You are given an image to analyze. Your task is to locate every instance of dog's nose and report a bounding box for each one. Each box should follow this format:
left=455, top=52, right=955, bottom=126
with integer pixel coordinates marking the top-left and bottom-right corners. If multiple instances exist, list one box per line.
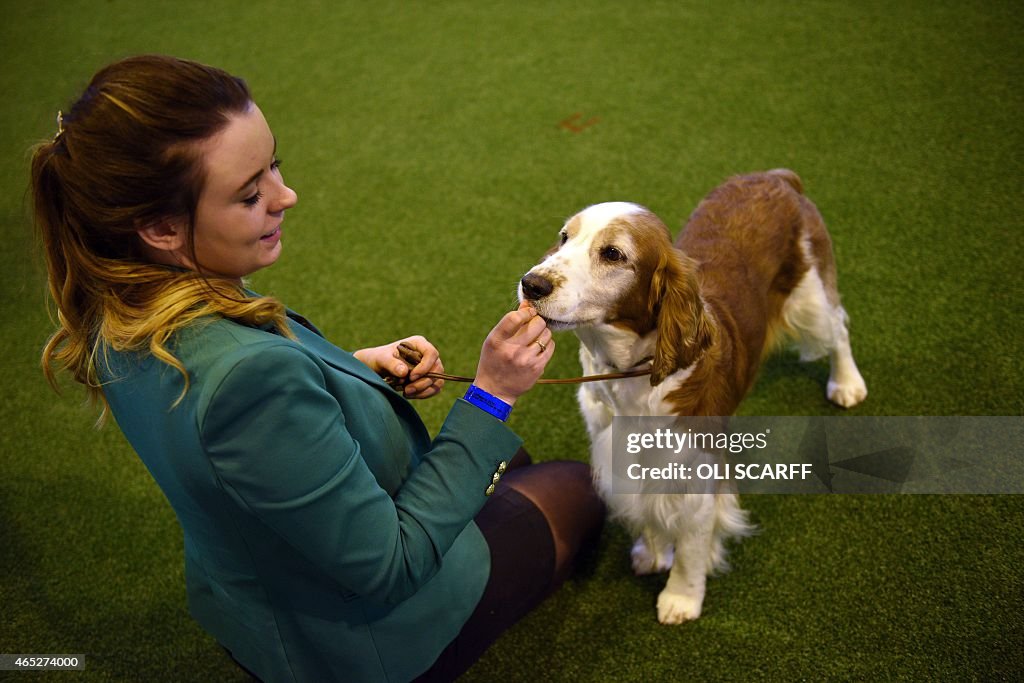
left=520, top=272, right=554, bottom=300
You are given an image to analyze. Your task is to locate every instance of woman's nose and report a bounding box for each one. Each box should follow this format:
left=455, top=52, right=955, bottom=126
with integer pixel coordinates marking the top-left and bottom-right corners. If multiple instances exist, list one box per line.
left=274, top=180, right=298, bottom=212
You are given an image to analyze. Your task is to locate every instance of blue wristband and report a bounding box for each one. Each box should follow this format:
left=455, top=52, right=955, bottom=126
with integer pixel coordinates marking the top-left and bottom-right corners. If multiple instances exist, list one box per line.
left=463, top=385, right=513, bottom=422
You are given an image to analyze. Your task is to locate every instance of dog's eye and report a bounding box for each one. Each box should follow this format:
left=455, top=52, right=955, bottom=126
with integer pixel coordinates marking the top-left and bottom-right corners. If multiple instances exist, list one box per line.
left=559, top=230, right=568, bottom=245
left=600, top=246, right=626, bottom=263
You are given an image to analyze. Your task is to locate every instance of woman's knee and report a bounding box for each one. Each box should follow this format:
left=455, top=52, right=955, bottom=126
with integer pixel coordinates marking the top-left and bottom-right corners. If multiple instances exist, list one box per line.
left=503, top=460, right=596, bottom=505
left=502, top=461, right=604, bottom=553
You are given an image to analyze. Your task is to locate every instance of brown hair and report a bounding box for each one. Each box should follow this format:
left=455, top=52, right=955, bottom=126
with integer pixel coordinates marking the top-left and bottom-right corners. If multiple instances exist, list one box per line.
left=31, top=54, right=292, bottom=412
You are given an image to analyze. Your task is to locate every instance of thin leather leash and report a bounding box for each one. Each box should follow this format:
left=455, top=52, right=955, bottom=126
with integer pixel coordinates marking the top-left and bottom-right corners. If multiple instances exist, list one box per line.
left=385, top=342, right=653, bottom=390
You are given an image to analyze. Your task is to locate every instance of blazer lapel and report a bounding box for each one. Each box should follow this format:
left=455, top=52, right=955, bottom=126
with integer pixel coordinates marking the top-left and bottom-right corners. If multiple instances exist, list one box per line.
left=286, top=316, right=392, bottom=390
left=283, top=312, right=429, bottom=429
left=245, top=293, right=422, bottom=421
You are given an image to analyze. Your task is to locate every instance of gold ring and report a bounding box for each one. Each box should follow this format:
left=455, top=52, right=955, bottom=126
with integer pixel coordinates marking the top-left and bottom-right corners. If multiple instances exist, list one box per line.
left=534, top=339, right=547, bottom=352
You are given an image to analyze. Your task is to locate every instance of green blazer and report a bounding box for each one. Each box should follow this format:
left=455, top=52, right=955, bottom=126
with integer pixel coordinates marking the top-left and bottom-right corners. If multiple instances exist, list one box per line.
left=101, top=307, right=522, bottom=682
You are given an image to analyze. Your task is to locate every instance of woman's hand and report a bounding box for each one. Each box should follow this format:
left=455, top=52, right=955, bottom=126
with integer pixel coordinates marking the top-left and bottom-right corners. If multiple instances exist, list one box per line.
left=473, top=302, right=555, bottom=406
left=354, top=336, right=445, bottom=399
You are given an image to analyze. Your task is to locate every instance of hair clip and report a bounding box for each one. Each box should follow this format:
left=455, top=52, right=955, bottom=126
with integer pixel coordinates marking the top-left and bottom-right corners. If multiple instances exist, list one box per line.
left=54, top=110, right=65, bottom=142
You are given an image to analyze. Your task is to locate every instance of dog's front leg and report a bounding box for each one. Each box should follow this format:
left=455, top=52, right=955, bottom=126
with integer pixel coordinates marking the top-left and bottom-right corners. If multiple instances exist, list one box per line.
left=578, top=384, right=613, bottom=442
left=656, top=524, right=712, bottom=624
left=631, top=528, right=673, bottom=575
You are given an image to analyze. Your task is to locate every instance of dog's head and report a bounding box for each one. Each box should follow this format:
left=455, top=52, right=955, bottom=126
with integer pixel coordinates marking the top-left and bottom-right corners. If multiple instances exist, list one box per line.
left=519, top=202, right=713, bottom=384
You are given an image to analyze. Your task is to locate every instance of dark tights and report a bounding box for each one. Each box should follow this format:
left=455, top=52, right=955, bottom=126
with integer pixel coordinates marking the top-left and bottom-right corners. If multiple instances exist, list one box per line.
left=415, top=449, right=605, bottom=682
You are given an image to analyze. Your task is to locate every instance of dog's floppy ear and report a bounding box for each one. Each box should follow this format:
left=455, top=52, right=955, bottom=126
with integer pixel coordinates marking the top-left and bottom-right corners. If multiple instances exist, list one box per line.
left=649, top=248, right=713, bottom=385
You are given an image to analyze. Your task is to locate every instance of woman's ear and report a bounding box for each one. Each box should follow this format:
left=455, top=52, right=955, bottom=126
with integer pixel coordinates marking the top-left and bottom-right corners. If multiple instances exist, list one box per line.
left=649, top=248, right=714, bottom=385
left=135, top=217, right=191, bottom=267
left=136, top=217, right=187, bottom=253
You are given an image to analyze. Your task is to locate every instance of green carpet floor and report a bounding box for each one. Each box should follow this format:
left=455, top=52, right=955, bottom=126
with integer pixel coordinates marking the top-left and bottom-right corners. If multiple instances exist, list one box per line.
left=2, top=1, right=1021, bottom=680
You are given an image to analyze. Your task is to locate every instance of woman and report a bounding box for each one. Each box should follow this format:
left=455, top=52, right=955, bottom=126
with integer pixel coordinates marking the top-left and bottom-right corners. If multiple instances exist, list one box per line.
left=32, top=55, right=603, bottom=682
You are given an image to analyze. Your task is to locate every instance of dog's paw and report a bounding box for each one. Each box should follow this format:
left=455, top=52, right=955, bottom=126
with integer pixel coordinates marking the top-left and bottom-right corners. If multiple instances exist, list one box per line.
left=656, top=589, right=703, bottom=624
left=827, top=375, right=867, bottom=408
left=631, top=538, right=673, bottom=575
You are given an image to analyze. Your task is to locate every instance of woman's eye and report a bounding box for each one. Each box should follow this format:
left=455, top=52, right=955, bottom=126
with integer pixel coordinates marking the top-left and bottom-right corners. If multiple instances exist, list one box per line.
left=600, top=246, right=625, bottom=262
left=242, top=159, right=282, bottom=206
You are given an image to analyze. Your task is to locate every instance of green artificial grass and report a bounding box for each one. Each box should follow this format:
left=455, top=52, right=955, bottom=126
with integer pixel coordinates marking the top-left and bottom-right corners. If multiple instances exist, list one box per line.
left=2, top=1, right=1022, bottom=681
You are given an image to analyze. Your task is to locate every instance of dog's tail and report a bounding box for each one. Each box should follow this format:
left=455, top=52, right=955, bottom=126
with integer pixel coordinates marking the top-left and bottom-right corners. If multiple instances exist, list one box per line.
left=767, top=168, right=804, bottom=194
left=709, top=493, right=756, bottom=573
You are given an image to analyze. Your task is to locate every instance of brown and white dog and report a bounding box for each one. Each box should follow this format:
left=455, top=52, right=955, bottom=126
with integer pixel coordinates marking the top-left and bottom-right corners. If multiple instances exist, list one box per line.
left=518, top=169, right=867, bottom=624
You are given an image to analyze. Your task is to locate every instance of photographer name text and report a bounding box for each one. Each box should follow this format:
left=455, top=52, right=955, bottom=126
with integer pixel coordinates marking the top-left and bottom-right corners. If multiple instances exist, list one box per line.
left=627, top=462, right=813, bottom=481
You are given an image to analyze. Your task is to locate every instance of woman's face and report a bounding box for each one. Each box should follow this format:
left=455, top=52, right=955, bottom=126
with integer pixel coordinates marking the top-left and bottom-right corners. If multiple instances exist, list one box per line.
left=189, top=103, right=298, bottom=280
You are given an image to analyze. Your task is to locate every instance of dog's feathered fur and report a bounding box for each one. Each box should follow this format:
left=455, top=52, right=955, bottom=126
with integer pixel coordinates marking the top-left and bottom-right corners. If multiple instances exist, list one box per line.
left=519, top=170, right=867, bottom=623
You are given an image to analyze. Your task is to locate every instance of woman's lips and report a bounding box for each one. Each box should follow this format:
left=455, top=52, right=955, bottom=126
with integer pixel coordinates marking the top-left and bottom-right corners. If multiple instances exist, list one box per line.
left=261, top=225, right=282, bottom=243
